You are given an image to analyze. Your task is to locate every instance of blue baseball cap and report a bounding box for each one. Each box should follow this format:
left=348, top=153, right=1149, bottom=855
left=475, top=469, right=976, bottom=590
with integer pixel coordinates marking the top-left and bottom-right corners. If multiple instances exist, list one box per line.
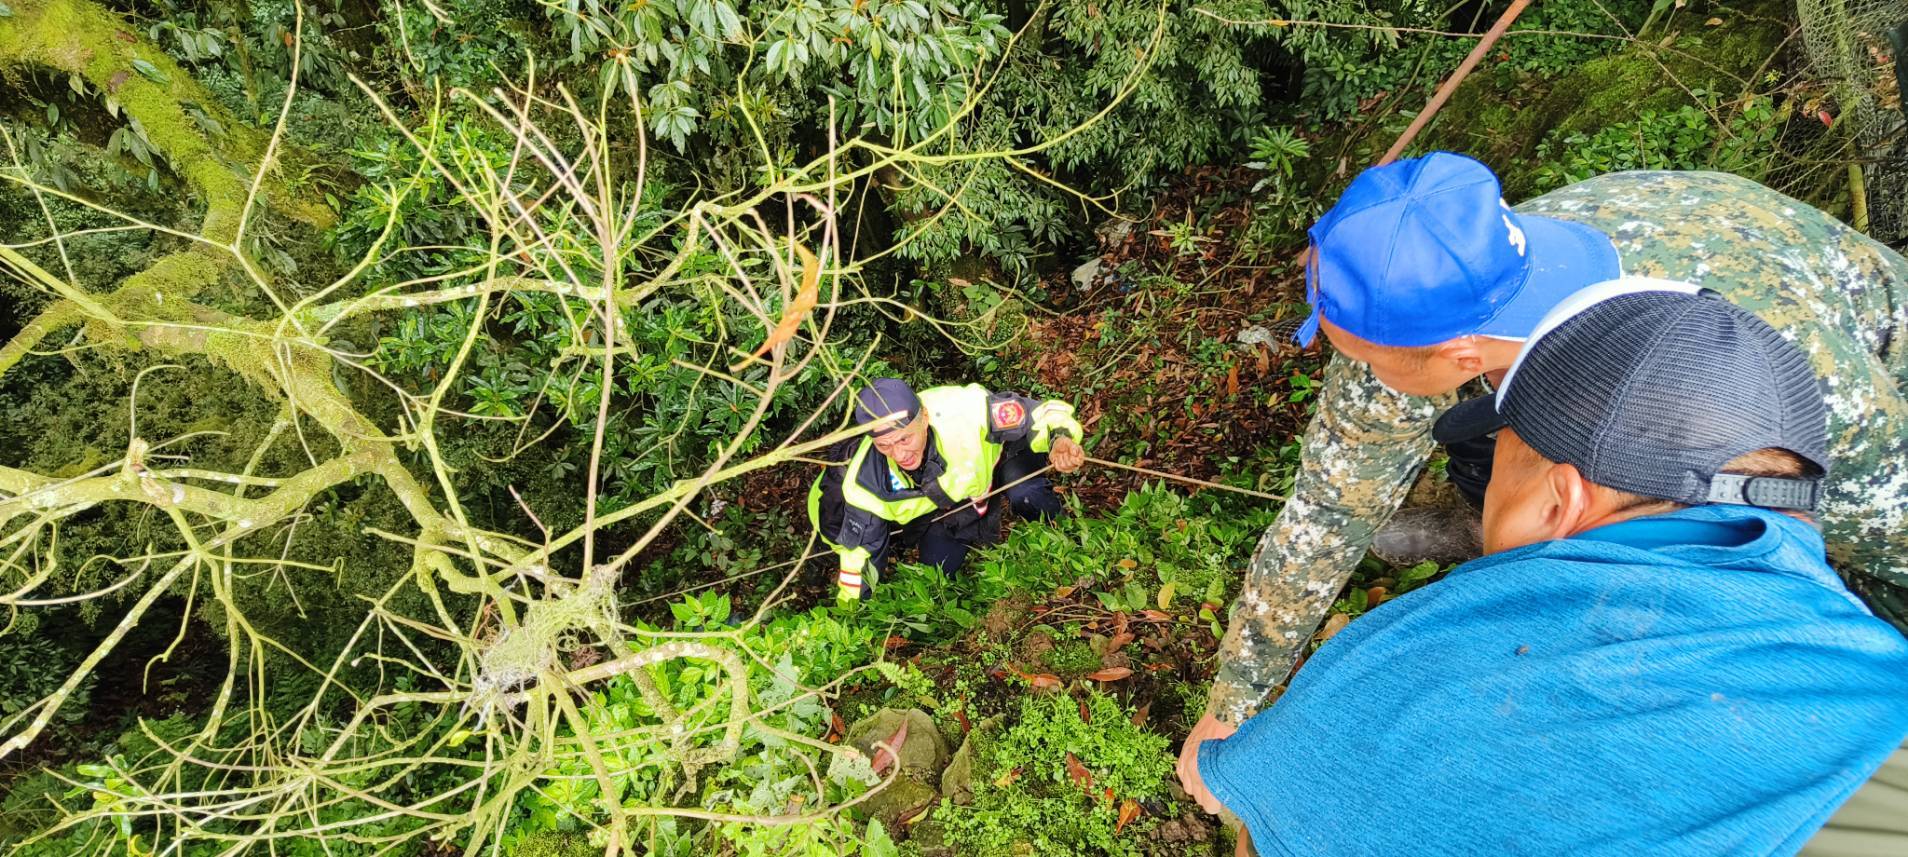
left=1294, top=152, right=1622, bottom=348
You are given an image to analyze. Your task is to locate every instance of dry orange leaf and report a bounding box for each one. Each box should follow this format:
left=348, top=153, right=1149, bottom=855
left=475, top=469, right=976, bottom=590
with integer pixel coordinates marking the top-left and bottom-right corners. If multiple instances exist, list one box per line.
left=1078, top=698, right=1093, bottom=723
left=1130, top=702, right=1151, bottom=728
left=1027, top=672, right=1063, bottom=690
left=1317, top=612, right=1352, bottom=642
left=1106, top=631, right=1136, bottom=652
left=734, top=242, right=820, bottom=369
left=1226, top=362, right=1240, bottom=396
left=1116, top=799, right=1142, bottom=833
left=1085, top=666, right=1134, bottom=682
left=995, top=766, right=1022, bottom=787
left=1066, top=753, right=1094, bottom=791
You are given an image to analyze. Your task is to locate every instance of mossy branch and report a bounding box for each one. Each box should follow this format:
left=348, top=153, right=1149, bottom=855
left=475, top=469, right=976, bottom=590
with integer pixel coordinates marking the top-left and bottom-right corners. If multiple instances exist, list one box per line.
left=0, top=0, right=332, bottom=241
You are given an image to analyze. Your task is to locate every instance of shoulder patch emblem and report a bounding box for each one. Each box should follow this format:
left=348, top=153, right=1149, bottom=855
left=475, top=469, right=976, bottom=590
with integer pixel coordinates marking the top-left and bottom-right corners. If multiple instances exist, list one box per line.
left=992, top=400, right=1026, bottom=430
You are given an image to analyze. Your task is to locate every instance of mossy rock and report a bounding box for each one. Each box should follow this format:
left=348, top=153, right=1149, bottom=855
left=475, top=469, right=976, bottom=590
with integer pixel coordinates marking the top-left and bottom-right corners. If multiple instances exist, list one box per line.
left=861, top=777, right=943, bottom=835
left=846, top=708, right=949, bottom=831
left=940, top=715, right=1005, bottom=806
left=1421, top=0, right=1793, bottom=196
left=846, top=707, right=948, bottom=778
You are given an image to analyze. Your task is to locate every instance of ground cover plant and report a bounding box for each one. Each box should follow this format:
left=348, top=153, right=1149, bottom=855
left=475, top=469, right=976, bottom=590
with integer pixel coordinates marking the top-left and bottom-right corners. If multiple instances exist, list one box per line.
left=0, top=0, right=1876, bottom=852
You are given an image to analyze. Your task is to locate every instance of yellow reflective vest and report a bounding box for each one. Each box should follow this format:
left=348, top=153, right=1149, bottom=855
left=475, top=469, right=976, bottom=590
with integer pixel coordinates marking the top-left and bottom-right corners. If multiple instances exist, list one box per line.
left=808, top=384, right=1082, bottom=581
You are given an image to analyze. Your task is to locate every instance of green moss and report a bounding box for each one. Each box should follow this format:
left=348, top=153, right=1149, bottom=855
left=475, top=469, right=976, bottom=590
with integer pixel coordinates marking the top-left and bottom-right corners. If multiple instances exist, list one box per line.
left=1420, top=0, right=1792, bottom=197
left=508, top=832, right=599, bottom=857
left=0, top=0, right=333, bottom=239
left=1040, top=640, right=1102, bottom=678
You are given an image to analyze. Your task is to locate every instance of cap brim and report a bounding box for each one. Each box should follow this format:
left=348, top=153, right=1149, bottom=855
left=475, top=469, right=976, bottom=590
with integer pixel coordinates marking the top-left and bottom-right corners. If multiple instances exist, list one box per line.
left=1472, top=215, right=1622, bottom=339
left=1432, top=394, right=1509, bottom=446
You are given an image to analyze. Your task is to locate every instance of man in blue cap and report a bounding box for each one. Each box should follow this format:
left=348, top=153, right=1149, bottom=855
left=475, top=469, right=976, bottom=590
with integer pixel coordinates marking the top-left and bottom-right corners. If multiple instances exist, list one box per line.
left=1189, top=153, right=1908, bottom=748
left=808, top=378, right=1085, bottom=602
left=1182, top=287, right=1908, bottom=856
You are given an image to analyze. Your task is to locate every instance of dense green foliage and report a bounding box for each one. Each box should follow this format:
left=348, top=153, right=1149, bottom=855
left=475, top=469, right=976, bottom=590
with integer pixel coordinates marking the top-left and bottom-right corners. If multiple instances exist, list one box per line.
left=938, top=692, right=1173, bottom=857
left=0, top=0, right=1829, bottom=851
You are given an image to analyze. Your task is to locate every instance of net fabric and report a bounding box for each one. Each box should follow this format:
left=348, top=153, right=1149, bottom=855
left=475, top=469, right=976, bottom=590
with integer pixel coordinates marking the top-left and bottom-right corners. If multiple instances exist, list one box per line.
left=1502, top=293, right=1828, bottom=506
left=1799, top=0, right=1908, bottom=243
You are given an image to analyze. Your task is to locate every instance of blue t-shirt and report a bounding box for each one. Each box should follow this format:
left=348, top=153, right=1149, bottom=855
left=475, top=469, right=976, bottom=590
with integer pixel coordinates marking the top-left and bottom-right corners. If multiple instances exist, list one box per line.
left=1200, top=505, right=1908, bottom=857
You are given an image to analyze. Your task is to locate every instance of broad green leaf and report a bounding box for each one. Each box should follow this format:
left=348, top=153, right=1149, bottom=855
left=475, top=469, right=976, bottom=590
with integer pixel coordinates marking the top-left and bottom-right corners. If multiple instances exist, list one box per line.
left=131, top=58, right=170, bottom=84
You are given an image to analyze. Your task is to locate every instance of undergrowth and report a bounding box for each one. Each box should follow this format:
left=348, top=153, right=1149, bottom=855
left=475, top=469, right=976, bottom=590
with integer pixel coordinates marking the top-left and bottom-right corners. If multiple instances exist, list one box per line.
left=934, top=692, right=1174, bottom=857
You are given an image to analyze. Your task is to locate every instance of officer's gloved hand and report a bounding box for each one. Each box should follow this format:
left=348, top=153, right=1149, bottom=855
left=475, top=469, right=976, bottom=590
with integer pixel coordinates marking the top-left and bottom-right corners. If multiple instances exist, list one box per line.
left=1049, top=435, right=1086, bottom=473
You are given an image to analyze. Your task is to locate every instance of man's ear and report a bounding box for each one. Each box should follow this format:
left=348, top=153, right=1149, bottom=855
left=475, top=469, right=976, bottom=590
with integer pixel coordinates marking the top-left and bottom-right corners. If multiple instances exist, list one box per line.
left=1541, top=462, right=1596, bottom=540
left=1432, top=337, right=1489, bottom=374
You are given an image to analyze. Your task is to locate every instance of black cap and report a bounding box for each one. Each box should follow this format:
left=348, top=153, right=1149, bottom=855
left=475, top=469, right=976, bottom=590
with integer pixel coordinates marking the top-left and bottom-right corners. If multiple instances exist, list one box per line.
left=853, top=378, right=921, bottom=436
left=1433, top=285, right=1828, bottom=511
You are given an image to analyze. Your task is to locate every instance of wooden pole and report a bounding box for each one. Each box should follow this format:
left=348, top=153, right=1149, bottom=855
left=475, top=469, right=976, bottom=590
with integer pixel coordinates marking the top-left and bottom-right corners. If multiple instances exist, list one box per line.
left=1379, top=0, right=1535, bottom=165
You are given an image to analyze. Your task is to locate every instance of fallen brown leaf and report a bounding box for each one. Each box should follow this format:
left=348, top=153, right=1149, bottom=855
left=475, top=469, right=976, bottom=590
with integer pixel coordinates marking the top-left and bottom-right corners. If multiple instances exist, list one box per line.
left=871, top=720, right=910, bottom=775
left=1317, top=612, right=1352, bottom=642
left=996, top=766, right=1022, bottom=787
left=1106, top=631, right=1136, bottom=652
left=902, top=799, right=937, bottom=826
left=1130, top=702, right=1151, bottom=728
left=1078, top=698, right=1093, bottom=723
left=1117, top=799, right=1142, bottom=833
left=1027, top=673, right=1063, bottom=691
left=1066, top=753, right=1094, bottom=791
left=1085, top=667, right=1134, bottom=682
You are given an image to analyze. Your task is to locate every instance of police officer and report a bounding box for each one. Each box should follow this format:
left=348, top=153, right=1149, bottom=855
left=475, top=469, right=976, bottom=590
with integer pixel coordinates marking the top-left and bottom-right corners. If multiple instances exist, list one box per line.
left=808, top=378, right=1086, bottom=603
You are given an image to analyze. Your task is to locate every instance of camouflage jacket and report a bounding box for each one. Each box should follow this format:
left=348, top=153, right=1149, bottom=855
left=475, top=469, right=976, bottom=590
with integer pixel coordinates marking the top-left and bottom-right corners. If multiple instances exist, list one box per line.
left=1208, top=170, right=1908, bottom=725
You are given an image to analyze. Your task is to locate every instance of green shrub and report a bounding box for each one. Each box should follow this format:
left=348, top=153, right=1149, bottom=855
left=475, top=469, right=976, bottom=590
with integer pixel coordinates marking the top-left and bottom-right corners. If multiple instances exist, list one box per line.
left=498, top=599, right=888, bottom=853
left=0, top=637, right=94, bottom=743
left=939, top=690, right=1174, bottom=857
left=1530, top=93, right=1784, bottom=193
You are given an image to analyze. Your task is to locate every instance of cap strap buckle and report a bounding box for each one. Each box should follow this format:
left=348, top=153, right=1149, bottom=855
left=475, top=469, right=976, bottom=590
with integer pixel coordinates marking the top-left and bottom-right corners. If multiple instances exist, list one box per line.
left=1705, top=473, right=1820, bottom=511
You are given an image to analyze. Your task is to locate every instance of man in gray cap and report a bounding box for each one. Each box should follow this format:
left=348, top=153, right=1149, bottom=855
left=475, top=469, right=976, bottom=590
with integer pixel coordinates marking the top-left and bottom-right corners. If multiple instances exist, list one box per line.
left=1181, top=286, right=1908, bottom=856
left=808, top=378, right=1086, bottom=602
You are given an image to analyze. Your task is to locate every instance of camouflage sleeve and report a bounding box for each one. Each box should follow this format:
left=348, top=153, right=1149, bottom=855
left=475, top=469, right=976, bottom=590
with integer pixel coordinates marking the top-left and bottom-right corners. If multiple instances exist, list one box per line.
left=1206, top=353, right=1451, bottom=724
